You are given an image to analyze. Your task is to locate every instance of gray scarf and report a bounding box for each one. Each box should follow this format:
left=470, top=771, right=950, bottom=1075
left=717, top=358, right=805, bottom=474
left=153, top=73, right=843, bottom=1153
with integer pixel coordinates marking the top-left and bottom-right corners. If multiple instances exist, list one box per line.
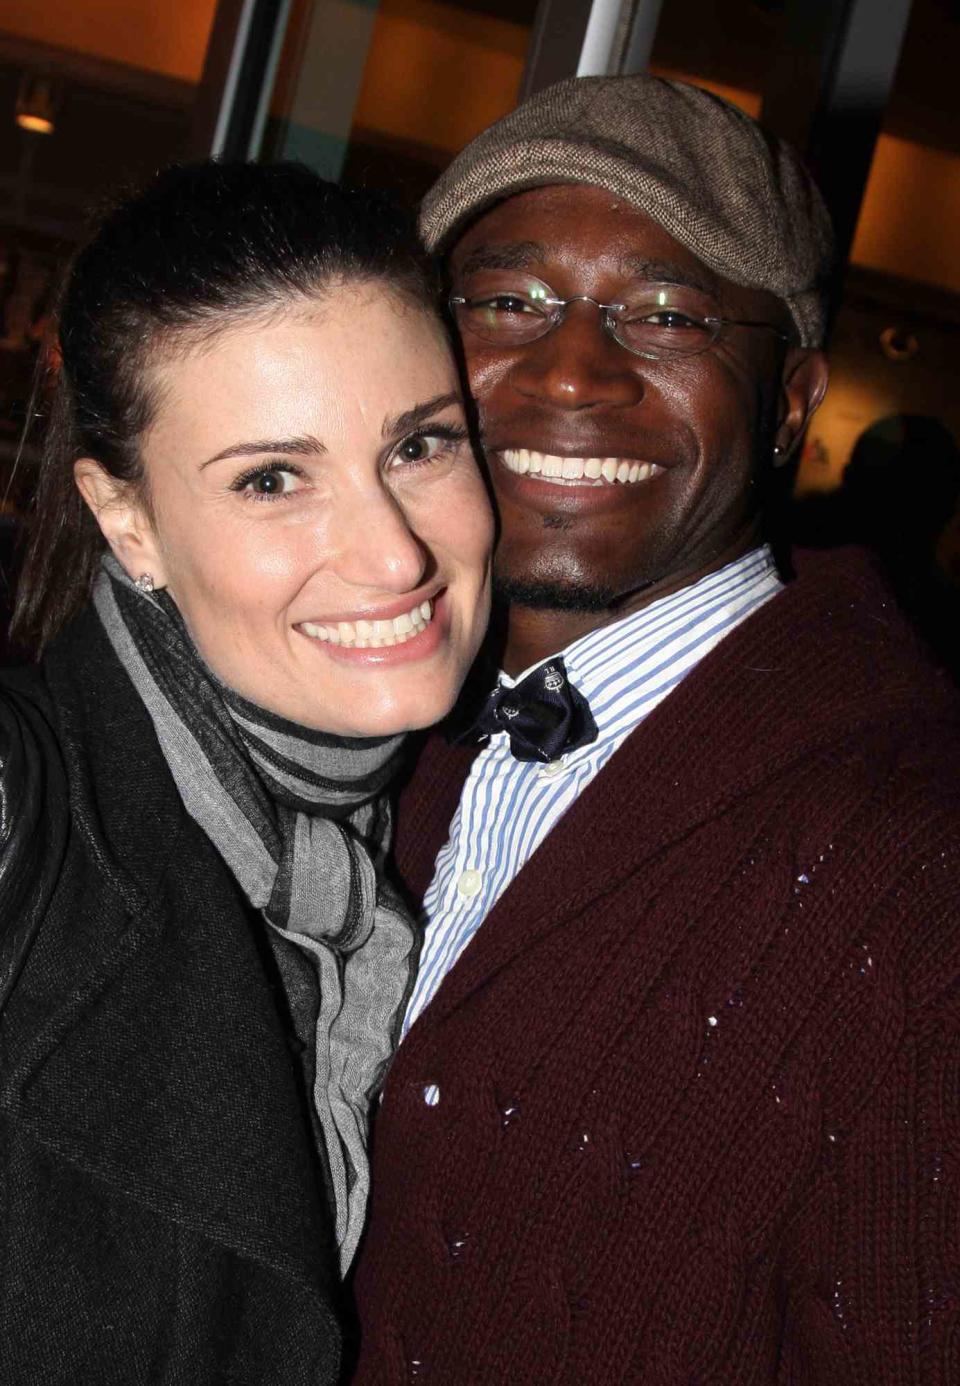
left=93, top=556, right=418, bottom=1271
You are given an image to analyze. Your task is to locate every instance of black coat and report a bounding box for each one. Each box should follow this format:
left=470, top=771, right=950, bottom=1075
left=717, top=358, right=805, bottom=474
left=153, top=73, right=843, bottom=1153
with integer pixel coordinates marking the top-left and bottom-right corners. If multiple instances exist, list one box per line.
left=0, top=610, right=342, bottom=1384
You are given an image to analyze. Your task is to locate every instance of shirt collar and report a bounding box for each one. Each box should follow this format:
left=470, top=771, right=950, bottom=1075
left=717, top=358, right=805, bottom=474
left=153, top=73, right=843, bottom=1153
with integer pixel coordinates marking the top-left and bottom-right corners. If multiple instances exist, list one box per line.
left=500, top=546, right=781, bottom=742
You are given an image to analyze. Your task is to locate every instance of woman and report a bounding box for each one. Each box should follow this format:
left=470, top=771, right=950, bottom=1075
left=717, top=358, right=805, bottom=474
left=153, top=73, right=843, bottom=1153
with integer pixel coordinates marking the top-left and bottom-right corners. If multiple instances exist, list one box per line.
left=0, top=163, right=491, bottom=1383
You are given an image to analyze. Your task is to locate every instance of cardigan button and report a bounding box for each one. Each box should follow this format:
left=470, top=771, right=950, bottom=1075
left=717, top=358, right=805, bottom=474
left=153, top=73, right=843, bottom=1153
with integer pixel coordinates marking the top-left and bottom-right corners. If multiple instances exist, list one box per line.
left=499, top=1099, right=520, bottom=1129
left=422, top=1084, right=440, bottom=1107
left=445, top=1229, right=471, bottom=1262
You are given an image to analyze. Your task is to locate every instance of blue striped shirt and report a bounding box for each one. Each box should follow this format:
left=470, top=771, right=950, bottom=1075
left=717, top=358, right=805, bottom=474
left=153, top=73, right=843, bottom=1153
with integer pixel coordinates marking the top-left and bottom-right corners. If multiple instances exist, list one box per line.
left=402, top=546, right=782, bottom=1039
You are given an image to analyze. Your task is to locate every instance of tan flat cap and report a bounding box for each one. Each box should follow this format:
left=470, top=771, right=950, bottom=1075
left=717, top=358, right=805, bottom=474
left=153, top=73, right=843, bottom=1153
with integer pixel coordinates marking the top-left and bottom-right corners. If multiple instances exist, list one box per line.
left=421, top=74, right=834, bottom=347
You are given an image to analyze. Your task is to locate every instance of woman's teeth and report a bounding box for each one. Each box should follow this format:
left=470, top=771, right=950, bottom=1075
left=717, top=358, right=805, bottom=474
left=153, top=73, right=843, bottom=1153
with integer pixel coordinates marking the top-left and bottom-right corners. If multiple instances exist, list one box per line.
left=301, top=599, right=433, bottom=648
left=500, top=448, right=663, bottom=485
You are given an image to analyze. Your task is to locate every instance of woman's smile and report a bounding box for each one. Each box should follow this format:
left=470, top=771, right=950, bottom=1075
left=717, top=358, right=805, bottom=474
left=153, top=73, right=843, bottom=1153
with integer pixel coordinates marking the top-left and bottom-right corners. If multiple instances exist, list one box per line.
left=296, top=588, right=448, bottom=664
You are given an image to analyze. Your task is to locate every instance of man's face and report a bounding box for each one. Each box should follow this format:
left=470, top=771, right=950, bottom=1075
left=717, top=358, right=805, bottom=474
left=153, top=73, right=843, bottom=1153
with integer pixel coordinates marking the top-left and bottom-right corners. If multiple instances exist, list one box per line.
left=449, top=184, right=801, bottom=615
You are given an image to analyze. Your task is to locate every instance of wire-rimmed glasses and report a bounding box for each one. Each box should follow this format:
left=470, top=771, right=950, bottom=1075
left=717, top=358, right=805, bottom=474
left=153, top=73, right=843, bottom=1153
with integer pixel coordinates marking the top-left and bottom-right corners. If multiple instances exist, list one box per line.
left=450, top=272, right=791, bottom=360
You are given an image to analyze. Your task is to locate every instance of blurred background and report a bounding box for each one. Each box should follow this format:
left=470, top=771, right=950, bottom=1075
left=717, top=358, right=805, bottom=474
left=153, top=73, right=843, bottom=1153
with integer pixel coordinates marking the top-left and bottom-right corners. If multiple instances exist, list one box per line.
left=2, top=0, right=959, bottom=663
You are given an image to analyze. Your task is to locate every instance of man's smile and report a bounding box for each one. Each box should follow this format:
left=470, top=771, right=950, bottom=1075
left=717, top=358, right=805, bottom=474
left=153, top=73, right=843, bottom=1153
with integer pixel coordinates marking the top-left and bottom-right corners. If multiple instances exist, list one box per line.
left=498, top=447, right=667, bottom=487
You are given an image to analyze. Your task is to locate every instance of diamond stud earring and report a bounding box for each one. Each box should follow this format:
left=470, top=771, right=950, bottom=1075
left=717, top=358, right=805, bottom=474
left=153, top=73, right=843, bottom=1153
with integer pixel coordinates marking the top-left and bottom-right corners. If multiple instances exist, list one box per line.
left=135, top=573, right=155, bottom=594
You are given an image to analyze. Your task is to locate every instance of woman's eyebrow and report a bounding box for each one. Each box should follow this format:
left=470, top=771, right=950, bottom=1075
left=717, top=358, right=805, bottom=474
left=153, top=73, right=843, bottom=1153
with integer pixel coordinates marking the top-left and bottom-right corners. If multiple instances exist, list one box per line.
left=199, top=435, right=327, bottom=469
left=383, top=392, right=463, bottom=441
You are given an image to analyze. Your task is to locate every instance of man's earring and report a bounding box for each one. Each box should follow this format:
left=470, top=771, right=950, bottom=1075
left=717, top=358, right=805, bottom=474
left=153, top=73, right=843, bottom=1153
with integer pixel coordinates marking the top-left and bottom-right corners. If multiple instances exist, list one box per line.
left=135, top=573, right=155, bottom=594
left=772, top=443, right=790, bottom=468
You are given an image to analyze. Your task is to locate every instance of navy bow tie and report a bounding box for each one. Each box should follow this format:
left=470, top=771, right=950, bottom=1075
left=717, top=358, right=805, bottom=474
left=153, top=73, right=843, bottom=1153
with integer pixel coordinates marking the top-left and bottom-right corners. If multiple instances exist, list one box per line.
left=457, top=656, right=598, bottom=763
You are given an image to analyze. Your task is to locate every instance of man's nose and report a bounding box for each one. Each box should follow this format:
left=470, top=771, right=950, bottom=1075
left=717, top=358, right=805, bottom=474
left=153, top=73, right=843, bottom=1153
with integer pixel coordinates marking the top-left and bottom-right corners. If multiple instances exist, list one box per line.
left=330, top=486, right=429, bottom=594
left=509, top=300, right=645, bottom=409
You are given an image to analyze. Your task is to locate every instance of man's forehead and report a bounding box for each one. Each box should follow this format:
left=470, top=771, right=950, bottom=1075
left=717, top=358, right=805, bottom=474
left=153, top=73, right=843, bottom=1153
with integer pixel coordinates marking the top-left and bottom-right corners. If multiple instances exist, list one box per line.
left=455, top=237, right=721, bottom=298
left=450, top=189, right=729, bottom=299
left=451, top=187, right=793, bottom=331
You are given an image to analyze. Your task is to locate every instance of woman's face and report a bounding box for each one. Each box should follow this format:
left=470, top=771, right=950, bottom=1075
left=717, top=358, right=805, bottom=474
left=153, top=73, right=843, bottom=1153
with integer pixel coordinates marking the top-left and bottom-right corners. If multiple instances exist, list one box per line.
left=96, top=285, right=493, bottom=736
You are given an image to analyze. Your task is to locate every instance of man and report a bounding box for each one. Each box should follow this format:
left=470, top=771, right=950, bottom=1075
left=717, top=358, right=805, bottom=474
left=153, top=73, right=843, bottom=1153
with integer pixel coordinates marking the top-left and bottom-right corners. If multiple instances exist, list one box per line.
left=354, top=75, right=960, bottom=1382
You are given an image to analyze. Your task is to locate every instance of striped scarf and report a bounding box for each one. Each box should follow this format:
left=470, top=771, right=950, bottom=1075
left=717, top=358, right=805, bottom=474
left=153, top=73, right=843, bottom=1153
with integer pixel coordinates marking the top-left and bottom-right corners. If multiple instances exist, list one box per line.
left=93, top=556, right=418, bottom=1271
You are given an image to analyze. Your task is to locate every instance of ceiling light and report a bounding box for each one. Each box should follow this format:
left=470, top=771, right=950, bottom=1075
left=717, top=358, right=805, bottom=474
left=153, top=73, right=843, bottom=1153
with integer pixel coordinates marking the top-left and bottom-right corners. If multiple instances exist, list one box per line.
left=16, top=75, right=56, bottom=136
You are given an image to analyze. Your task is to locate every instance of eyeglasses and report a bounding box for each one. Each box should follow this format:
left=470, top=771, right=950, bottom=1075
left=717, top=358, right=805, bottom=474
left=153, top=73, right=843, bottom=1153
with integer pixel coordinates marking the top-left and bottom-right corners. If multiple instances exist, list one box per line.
left=449, top=272, right=791, bottom=361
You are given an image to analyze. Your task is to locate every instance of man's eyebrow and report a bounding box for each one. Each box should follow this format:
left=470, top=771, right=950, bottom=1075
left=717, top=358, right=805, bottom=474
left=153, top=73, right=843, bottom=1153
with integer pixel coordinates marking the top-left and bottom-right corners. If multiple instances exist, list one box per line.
left=458, top=246, right=718, bottom=297
left=200, top=435, right=327, bottom=469
left=456, top=242, right=543, bottom=275
left=619, top=256, right=719, bottom=296
left=383, top=392, right=463, bottom=441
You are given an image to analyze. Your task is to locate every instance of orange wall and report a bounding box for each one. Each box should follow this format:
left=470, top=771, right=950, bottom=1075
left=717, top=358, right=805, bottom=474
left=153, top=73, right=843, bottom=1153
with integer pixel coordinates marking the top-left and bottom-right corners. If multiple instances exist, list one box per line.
left=352, top=0, right=526, bottom=154
left=1, top=0, right=217, bottom=83
left=851, top=136, right=960, bottom=295
left=653, top=70, right=960, bottom=295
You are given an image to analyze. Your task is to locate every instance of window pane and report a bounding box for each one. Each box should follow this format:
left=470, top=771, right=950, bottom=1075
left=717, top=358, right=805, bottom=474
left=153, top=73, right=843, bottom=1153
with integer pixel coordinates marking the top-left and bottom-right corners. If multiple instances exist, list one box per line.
left=262, top=0, right=538, bottom=203
left=648, top=0, right=786, bottom=118
left=796, top=0, right=960, bottom=498
left=0, top=1, right=218, bottom=475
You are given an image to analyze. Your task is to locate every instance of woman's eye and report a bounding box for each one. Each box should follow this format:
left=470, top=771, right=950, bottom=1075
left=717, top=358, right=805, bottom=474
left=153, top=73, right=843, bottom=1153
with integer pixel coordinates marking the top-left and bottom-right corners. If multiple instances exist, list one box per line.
left=236, top=466, right=302, bottom=499
left=396, top=434, right=442, bottom=465
left=391, top=427, right=466, bottom=470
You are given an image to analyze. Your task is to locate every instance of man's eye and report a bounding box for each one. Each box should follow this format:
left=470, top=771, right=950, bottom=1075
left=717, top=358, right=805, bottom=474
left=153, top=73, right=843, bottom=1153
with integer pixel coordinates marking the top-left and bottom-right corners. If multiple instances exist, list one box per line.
left=636, top=309, right=704, bottom=330
left=480, top=294, right=538, bottom=315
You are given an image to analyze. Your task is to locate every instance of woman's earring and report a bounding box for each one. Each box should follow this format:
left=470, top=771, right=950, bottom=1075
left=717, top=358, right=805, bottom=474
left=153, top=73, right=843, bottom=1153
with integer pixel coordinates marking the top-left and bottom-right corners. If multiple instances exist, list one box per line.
left=135, top=573, right=155, bottom=594
left=772, top=443, right=790, bottom=468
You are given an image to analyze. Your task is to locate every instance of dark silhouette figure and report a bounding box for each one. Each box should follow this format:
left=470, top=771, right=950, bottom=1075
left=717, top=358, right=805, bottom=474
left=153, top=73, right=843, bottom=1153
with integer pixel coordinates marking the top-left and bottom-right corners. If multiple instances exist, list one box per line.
left=793, top=415, right=960, bottom=678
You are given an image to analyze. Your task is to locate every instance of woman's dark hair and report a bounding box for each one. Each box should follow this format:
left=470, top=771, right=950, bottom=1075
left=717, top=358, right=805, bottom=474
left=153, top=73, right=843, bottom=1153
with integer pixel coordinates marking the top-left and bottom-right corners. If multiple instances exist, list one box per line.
left=12, top=161, right=439, bottom=654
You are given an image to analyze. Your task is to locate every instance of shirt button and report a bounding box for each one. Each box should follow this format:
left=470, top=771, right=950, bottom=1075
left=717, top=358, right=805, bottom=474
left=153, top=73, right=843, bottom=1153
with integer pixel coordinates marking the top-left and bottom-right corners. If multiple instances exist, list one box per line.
left=457, top=868, right=483, bottom=898
left=540, top=759, right=565, bottom=778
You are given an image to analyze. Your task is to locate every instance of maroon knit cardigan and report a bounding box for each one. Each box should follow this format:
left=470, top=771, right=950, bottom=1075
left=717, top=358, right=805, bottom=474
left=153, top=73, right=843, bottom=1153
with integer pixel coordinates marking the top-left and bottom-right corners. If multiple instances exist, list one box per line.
left=354, top=550, right=960, bottom=1384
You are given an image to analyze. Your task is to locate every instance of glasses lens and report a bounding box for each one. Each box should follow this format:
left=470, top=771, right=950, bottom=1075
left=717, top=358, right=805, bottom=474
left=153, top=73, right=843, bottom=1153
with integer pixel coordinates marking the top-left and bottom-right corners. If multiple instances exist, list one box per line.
left=451, top=273, right=555, bottom=343
left=613, top=285, right=719, bottom=358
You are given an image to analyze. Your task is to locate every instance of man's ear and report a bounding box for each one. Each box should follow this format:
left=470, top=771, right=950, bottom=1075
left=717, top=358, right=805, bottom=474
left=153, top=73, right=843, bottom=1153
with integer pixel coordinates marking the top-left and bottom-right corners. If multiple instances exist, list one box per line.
left=74, top=458, right=168, bottom=588
left=773, top=348, right=829, bottom=462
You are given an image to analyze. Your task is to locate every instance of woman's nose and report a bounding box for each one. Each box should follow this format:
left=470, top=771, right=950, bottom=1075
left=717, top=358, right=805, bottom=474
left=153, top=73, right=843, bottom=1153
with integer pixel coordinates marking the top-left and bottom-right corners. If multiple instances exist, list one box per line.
left=510, top=302, right=645, bottom=410
left=331, top=486, right=429, bottom=594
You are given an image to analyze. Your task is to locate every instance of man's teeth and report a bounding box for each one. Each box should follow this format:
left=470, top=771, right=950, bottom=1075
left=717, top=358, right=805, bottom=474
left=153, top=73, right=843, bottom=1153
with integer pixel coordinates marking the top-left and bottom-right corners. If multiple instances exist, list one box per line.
left=301, top=599, right=433, bottom=648
left=500, top=448, right=663, bottom=485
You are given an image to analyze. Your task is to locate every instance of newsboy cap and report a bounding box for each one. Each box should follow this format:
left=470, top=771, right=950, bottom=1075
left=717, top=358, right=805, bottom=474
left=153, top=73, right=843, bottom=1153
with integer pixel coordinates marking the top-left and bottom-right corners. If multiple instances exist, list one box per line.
left=421, top=74, right=834, bottom=347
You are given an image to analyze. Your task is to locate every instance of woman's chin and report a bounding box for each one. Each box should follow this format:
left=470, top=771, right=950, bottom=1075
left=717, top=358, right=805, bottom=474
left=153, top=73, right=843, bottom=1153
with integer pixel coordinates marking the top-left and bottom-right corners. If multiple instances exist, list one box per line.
left=257, top=678, right=460, bottom=740
left=333, top=692, right=458, bottom=739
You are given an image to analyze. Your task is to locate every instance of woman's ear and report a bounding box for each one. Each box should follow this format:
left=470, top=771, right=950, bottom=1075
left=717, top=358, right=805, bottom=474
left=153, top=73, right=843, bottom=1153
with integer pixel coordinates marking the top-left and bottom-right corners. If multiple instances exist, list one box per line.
left=74, top=459, right=168, bottom=589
